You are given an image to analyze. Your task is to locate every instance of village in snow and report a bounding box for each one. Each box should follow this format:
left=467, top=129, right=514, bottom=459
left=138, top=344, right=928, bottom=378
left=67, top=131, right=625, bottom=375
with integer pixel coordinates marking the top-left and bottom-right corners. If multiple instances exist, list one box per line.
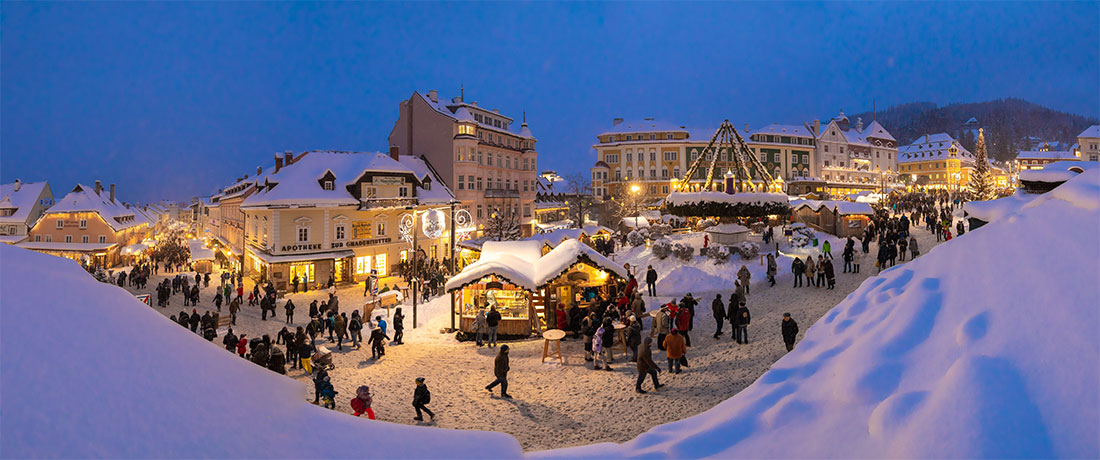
left=1, top=2, right=1098, bottom=459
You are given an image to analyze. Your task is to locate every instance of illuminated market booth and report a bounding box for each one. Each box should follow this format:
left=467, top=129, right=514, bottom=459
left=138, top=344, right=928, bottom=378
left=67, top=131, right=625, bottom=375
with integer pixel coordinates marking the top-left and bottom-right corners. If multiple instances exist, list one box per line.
left=188, top=239, right=215, bottom=274
left=445, top=239, right=628, bottom=337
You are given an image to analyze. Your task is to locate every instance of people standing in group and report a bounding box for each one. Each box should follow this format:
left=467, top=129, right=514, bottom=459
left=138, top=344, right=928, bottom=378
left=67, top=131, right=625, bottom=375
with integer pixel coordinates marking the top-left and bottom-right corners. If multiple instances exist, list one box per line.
left=711, top=294, right=725, bottom=339
left=737, top=265, right=751, bottom=295
left=815, top=256, right=827, bottom=288
left=635, top=337, right=663, bottom=394
left=663, top=330, right=686, bottom=374
left=654, top=304, right=671, bottom=351
left=485, top=345, right=512, bottom=398
left=645, top=265, right=658, bottom=296
left=626, top=315, right=642, bottom=362
left=804, top=256, right=816, bottom=287
left=674, top=297, right=692, bottom=347
left=782, top=313, right=799, bottom=352
left=486, top=306, right=501, bottom=348
left=593, top=318, right=615, bottom=371
left=473, top=308, right=488, bottom=347
left=792, top=257, right=805, bottom=287
left=898, top=235, right=909, bottom=261
left=412, top=377, right=434, bottom=422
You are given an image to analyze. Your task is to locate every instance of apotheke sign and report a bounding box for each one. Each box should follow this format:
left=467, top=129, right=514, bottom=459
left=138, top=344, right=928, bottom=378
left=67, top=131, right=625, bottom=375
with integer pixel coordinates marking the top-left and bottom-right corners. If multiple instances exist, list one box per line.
left=281, top=243, right=322, bottom=252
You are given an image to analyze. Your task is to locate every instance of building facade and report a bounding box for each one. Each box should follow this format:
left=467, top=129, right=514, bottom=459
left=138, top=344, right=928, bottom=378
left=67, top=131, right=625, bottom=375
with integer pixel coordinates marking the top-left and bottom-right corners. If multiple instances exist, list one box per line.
left=1076, top=125, right=1100, bottom=162
left=809, top=112, right=899, bottom=196
left=0, top=180, right=54, bottom=245
left=241, top=151, right=456, bottom=291
left=898, top=133, right=976, bottom=190
left=20, top=181, right=149, bottom=268
left=388, top=90, right=537, bottom=236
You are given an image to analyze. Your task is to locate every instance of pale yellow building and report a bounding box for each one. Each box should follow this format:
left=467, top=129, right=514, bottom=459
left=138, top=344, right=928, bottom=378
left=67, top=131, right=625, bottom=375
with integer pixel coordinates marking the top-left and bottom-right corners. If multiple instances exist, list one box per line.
left=898, top=133, right=975, bottom=190
left=1076, top=125, right=1099, bottom=162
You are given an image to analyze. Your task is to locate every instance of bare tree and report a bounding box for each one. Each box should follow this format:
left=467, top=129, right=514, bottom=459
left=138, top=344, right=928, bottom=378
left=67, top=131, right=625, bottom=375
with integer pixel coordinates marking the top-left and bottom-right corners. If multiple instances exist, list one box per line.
left=562, top=173, right=598, bottom=229
left=484, top=206, right=521, bottom=241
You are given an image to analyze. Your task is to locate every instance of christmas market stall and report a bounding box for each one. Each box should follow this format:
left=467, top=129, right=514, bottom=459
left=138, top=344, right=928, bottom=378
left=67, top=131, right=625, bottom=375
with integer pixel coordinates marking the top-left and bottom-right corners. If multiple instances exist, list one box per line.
left=789, top=200, right=873, bottom=238
left=188, top=239, right=215, bottom=274
left=445, top=238, right=629, bottom=338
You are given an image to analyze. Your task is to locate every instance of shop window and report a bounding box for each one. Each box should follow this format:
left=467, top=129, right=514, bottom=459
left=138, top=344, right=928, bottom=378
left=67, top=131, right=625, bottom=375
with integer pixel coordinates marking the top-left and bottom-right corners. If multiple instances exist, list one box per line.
left=289, top=262, right=315, bottom=283
left=355, top=255, right=371, bottom=275
left=430, top=245, right=437, bottom=259
left=374, top=253, right=387, bottom=276
left=400, top=249, right=408, bottom=262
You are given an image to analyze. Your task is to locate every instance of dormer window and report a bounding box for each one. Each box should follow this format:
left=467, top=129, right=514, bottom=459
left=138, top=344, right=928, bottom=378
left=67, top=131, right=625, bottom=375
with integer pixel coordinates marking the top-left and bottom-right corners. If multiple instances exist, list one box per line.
left=323, top=180, right=334, bottom=191
left=457, top=124, right=476, bottom=136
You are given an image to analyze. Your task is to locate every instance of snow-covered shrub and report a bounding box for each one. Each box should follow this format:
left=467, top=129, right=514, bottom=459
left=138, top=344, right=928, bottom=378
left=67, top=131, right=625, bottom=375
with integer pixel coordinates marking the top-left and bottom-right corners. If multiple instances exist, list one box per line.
left=672, top=243, right=694, bottom=261
left=651, top=238, right=673, bottom=259
left=695, top=218, right=717, bottom=231
left=749, top=221, right=767, bottom=234
left=648, top=223, right=672, bottom=238
left=627, top=230, right=646, bottom=247
left=790, top=234, right=810, bottom=248
left=703, top=245, right=731, bottom=264
left=733, top=241, right=760, bottom=260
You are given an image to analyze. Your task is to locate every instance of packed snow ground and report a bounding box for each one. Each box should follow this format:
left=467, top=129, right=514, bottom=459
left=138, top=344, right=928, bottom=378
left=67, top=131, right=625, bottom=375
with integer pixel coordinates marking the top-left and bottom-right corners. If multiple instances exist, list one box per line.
left=99, top=219, right=940, bottom=451
left=538, top=170, right=1100, bottom=458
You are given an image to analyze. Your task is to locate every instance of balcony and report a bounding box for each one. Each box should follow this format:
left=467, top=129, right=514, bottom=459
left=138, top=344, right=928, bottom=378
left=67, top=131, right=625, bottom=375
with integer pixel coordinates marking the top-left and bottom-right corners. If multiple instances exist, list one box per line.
left=358, top=197, right=418, bottom=210
left=484, top=188, right=520, bottom=198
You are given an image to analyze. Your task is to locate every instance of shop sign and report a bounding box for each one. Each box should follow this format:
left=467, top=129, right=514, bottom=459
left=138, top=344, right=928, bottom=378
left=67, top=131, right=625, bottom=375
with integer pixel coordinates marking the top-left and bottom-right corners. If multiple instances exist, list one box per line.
left=372, top=176, right=404, bottom=186
left=352, top=220, right=372, bottom=239
left=281, top=243, right=322, bottom=252
left=334, top=237, right=391, bottom=249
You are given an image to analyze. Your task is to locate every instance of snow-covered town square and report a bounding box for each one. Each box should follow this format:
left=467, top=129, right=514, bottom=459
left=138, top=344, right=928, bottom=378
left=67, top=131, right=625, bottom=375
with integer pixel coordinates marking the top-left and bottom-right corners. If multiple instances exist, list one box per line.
left=2, top=2, right=1098, bottom=459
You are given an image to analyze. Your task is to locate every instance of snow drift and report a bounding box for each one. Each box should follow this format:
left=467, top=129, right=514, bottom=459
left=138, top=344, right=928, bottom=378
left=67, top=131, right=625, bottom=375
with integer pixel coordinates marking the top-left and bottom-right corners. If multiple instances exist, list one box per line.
left=537, top=170, right=1100, bottom=459
left=0, top=246, right=521, bottom=458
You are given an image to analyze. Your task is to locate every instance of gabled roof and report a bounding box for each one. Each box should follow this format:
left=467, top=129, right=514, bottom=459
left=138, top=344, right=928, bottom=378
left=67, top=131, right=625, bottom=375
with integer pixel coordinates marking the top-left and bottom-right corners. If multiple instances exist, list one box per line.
left=445, top=238, right=628, bottom=292
left=1078, top=125, right=1100, bottom=139
left=46, top=184, right=146, bottom=231
left=598, top=119, right=689, bottom=136
left=750, top=124, right=815, bottom=138
left=862, top=120, right=896, bottom=142
left=0, top=181, right=50, bottom=225
left=1015, top=150, right=1079, bottom=161
left=414, top=92, right=534, bottom=140
left=242, top=151, right=454, bottom=208
left=898, top=133, right=974, bottom=164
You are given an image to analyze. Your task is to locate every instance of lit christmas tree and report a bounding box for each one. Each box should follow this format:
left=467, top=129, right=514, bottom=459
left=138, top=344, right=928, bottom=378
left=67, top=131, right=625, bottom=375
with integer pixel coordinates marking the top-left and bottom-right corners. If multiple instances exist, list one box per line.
left=968, top=128, right=996, bottom=201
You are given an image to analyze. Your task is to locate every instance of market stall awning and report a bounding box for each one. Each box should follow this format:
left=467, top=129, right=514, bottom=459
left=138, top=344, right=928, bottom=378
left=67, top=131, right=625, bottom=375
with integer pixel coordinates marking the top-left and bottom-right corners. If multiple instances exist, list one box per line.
left=188, top=240, right=215, bottom=262
left=121, top=243, right=149, bottom=255
left=16, top=241, right=117, bottom=252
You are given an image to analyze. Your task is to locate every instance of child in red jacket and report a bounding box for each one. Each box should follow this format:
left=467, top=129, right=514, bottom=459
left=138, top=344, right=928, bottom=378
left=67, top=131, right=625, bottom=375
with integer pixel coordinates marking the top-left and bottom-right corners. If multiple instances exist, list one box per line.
left=236, top=335, right=248, bottom=357
left=351, top=385, right=375, bottom=419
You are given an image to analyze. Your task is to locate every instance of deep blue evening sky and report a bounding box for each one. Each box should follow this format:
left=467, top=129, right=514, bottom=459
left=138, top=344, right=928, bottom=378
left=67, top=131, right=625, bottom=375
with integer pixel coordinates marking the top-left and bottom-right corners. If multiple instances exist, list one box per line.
left=3, top=2, right=1097, bottom=201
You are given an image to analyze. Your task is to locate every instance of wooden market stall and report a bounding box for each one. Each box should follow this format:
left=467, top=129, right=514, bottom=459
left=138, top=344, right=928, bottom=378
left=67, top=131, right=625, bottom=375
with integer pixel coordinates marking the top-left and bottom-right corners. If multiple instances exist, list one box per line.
left=445, top=239, right=628, bottom=337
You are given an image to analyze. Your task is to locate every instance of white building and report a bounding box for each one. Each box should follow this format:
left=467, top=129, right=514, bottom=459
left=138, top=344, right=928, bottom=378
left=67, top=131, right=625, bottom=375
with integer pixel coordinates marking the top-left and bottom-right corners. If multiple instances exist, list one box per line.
left=0, top=180, right=54, bottom=244
left=1077, top=125, right=1100, bottom=162
left=812, top=111, right=899, bottom=191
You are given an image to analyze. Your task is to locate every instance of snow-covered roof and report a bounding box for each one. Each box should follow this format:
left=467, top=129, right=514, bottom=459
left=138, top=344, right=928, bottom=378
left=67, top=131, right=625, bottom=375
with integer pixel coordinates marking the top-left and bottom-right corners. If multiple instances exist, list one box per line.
left=242, top=151, right=454, bottom=208
left=188, top=239, right=214, bottom=261
left=704, top=223, right=750, bottom=234
left=1077, top=125, right=1100, bottom=139
left=16, top=241, right=118, bottom=252
left=1015, top=150, right=1079, bottom=161
left=46, top=184, right=147, bottom=232
left=540, top=169, right=1100, bottom=459
left=958, top=191, right=1038, bottom=222
left=666, top=191, right=790, bottom=207
left=0, top=245, right=521, bottom=458
left=582, top=224, right=613, bottom=235
left=621, top=216, right=650, bottom=228
left=791, top=199, right=875, bottom=215
left=598, top=119, right=688, bottom=136
left=0, top=180, right=49, bottom=225
left=446, top=238, right=628, bottom=292
left=532, top=228, right=586, bottom=247
left=898, top=133, right=974, bottom=164
left=415, top=92, right=534, bottom=140
left=1019, top=160, right=1099, bottom=184
left=862, top=120, right=896, bottom=142
left=750, top=124, right=815, bottom=138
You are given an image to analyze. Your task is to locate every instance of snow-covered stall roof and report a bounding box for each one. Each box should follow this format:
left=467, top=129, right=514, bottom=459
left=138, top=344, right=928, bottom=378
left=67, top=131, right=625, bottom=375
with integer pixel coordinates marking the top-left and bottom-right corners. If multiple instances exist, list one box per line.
left=1015, top=149, right=1078, bottom=161
left=0, top=180, right=49, bottom=225
left=536, top=169, right=1100, bottom=459
left=665, top=191, right=789, bottom=206
left=242, top=151, right=454, bottom=209
left=704, top=223, right=749, bottom=234
left=446, top=239, right=628, bottom=292
left=791, top=200, right=874, bottom=216
left=46, top=184, right=147, bottom=232
left=582, top=224, right=614, bottom=235
left=621, top=217, right=650, bottom=229
left=1018, top=160, right=1098, bottom=184
left=0, top=245, right=522, bottom=458
left=188, top=239, right=215, bottom=261
left=533, top=228, right=586, bottom=247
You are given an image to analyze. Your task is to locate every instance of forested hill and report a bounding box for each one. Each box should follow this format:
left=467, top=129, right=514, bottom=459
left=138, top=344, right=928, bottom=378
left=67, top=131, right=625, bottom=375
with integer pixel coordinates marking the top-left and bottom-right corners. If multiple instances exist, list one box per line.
left=850, top=98, right=1097, bottom=161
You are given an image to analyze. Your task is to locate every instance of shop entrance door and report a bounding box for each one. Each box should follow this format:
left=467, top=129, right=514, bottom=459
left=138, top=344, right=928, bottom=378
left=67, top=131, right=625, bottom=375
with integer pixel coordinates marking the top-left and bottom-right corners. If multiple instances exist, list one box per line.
left=334, top=258, right=346, bottom=283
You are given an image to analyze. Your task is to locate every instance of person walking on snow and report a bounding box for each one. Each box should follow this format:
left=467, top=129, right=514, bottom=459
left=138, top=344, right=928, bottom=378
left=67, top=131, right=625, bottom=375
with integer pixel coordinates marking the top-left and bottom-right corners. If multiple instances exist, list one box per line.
left=782, top=313, right=800, bottom=352
left=663, top=330, right=686, bottom=374
left=766, top=254, right=777, bottom=287
left=485, top=345, right=512, bottom=398
left=737, top=265, right=752, bottom=295
left=368, top=324, right=390, bottom=359
left=412, top=377, right=434, bottom=422
left=822, top=240, right=833, bottom=259
left=635, top=337, right=664, bottom=394
left=392, top=308, right=405, bottom=345
left=711, top=294, right=725, bottom=339
left=351, top=385, right=375, bottom=419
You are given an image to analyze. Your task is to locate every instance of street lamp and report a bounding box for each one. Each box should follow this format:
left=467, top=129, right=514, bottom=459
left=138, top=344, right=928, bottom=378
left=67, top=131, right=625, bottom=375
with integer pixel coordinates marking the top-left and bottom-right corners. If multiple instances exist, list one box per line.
left=629, top=184, right=641, bottom=219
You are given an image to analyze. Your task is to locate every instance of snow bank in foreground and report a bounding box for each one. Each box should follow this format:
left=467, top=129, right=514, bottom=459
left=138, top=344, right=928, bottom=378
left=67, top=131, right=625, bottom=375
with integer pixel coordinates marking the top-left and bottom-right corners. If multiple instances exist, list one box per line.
left=537, top=170, right=1100, bottom=459
left=0, top=247, right=521, bottom=458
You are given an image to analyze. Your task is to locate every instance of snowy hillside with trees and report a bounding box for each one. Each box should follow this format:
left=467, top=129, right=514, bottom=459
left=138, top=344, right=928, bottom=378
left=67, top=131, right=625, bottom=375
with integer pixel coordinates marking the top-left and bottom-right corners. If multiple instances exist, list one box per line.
left=536, top=169, right=1100, bottom=459
left=0, top=246, right=522, bottom=458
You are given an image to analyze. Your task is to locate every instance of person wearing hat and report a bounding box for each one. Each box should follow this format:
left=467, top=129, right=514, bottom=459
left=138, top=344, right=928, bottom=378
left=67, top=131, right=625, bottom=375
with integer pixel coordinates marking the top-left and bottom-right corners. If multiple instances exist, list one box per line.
left=485, top=345, right=512, bottom=398
left=412, top=377, right=434, bottom=421
left=782, top=313, right=799, bottom=352
left=635, top=337, right=664, bottom=394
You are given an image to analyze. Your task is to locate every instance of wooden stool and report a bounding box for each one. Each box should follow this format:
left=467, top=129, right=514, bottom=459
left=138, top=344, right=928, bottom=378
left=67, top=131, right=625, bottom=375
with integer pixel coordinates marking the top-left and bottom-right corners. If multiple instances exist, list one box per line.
left=542, top=329, right=565, bottom=364
left=612, top=323, right=628, bottom=358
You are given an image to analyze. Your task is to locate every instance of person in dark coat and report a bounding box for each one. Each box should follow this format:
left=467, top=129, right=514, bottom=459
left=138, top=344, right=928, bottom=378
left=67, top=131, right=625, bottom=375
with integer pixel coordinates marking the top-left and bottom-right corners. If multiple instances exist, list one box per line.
left=626, top=315, right=642, bottom=362
left=823, top=259, right=836, bottom=290
left=711, top=294, right=725, bottom=339
left=367, top=326, right=390, bottom=360
left=284, top=299, right=295, bottom=324
left=222, top=328, right=237, bottom=352
left=188, top=309, right=201, bottom=333
left=791, top=257, right=805, bottom=287
left=734, top=303, right=751, bottom=344
left=635, top=337, right=663, bottom=394
left=392, top=308, right=405, bottom=345
left=645, top=266, right=658, bottom=296
left=309, top=300, right=319, bottom=319
left=782, top=313, right=799, bottom=352
left=486, top=307, right=502, bottom=348
left=268, top=347, right=286, bottom=374
left=412, top=377, right=434, bottom=421
left=485, top=345, right=512, bottom=398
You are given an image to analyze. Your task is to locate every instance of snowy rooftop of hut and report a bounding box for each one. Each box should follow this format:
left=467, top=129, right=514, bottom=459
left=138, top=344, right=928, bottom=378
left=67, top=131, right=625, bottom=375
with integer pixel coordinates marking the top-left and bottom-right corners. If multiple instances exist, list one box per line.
left=446, top=239, right=629, bottom=292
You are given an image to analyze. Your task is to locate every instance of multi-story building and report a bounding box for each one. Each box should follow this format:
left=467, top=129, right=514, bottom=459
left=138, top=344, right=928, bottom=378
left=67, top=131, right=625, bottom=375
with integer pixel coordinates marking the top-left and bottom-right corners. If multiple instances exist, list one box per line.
left=897, top=133, right=976, bottom=190
left=241, top=150, right=455, bottom=291
left=1014, top=149, right=1080, bottom=171
left=0, top=180, right=54, bottom=245
left=20, top=181, right=149, bottom=268
left=388, top=90, right=537, bottom=236
left=746, top=124, right=818, bottom=180
left=1076, top=125, right=1100, bottom=162
left=809, top=111, right=899, bottom=196
left=590, top=118, right=699, bottom=203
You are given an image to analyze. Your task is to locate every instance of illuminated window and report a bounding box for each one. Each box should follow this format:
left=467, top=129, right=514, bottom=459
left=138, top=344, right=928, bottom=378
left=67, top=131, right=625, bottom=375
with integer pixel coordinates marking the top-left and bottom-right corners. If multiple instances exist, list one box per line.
left=374, top=253, right=387, bottom=276
left=289, top=262, right=315, bottom=283
left=355, top=255, right=371, bottom=275
left=376, top=222, right=385, bottom=236
left=400, top=249, right=408, bottom=262
left=458, top=124, right=476, bottom=136
left=335, top=224, right=346, bottom=240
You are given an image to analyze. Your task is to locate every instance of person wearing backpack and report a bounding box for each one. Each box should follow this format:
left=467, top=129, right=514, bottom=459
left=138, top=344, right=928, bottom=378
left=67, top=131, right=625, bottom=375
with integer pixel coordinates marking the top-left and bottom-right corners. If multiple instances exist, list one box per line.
left=735, top=302, right=751, bottom=344
left=222, top=328, right=237, bottom=353
left=319, top=376, right=337, bottom=409
left=412, top=377, right=434, bottom=422
left=349, top=312, right=363, bottom=350
left=351, top=385, right=375, bottom=419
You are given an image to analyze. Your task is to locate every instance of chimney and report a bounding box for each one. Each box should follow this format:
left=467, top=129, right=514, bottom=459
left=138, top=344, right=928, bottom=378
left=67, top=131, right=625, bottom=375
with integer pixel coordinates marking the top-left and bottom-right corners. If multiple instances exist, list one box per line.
left=389, top=145, right=400, bottom=161
left=12, top=179, right=20, bottom=192
left=745, top=123, right=749, bottom=132
left=613, top=118, right=624, bottom=126
left=814, top=119, right=821, bottom=135
left=284, top=150, right=294, bottom=165
left=257, top=166, right=263, bottom=176
left=492, top=109, right=499, bottom=114
left=856, top=117, right=863, bottom=132
left=275, top=154, right=284, bottom=173
left=109, top=184, right=116, bottom=203
left=94, top=180, right=103, bottom=195
left=427, top=90, right=438, bottom=103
